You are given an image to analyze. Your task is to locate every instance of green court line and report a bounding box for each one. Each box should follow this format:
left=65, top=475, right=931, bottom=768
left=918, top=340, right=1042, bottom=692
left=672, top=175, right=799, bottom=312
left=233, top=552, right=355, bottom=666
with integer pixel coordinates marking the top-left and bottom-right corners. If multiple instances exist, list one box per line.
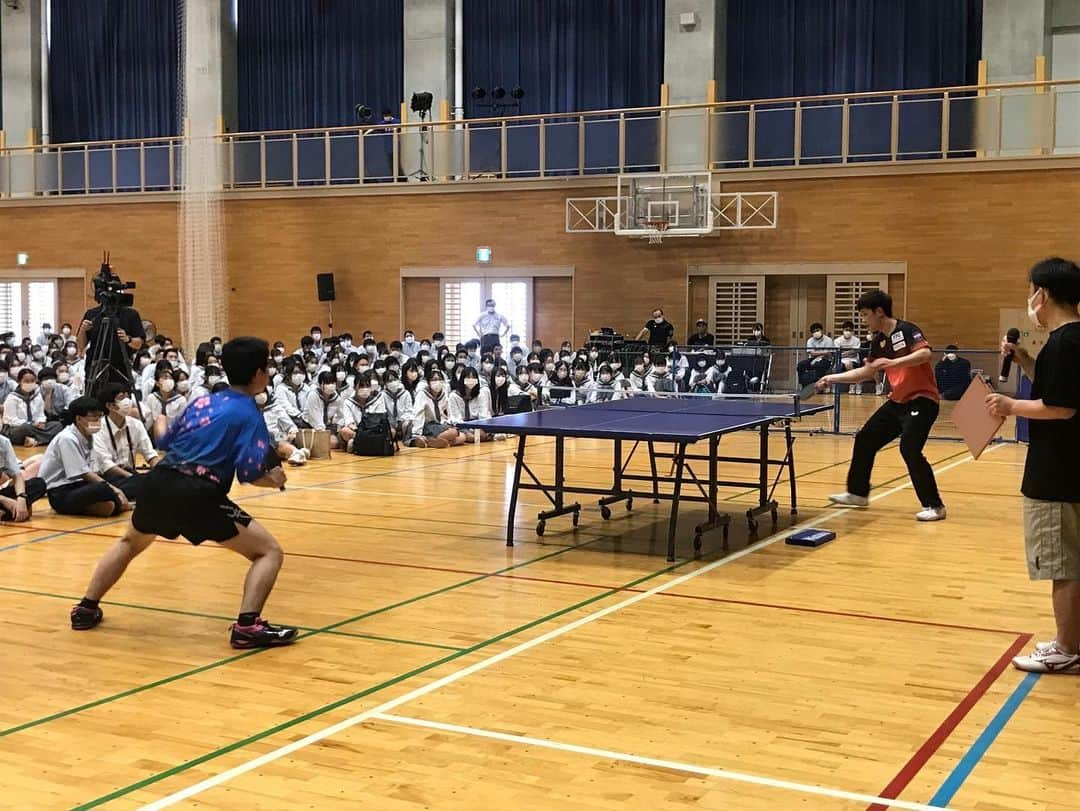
left=0, top=586, right=464, bottom=653
left=72, top=554, right=695, bottom=811
left=0, top=538, right=598, bottom=740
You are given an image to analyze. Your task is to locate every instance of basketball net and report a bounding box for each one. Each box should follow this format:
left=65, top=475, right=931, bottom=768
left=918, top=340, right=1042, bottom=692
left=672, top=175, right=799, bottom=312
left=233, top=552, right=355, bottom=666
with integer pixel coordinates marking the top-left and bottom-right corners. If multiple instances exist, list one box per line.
left=645, top=219, right=669, bottom=245
left=178, top=0, right=228, bottom=350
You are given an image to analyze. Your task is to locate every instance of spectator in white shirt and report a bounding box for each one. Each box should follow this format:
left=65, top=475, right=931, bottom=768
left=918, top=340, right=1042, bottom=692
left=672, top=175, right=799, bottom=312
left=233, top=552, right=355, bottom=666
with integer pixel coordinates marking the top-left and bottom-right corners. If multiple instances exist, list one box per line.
left=0, top=432, right=46, bottom=521
left=833, top=320, right=864, bottom=394
left=797, top=322, right=835, bottom=386
left=474, top=299, right=511, bottom=356
left=3, top=368, right=63, bottom=447
left=93, top=383, right=160, bottom=500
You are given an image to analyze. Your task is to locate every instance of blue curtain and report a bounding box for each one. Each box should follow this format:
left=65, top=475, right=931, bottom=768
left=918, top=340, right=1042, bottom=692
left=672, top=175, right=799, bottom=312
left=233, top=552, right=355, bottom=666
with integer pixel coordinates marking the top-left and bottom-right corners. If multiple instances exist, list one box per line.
left=725, top=0, right=982, bottom=164
left=48, top=0, right=180, bottom=143
left=726, top=0, right=982, bottom=100
left=463, top=0, right=664, bottom=118
left=237, top=0, right=403, bottom=132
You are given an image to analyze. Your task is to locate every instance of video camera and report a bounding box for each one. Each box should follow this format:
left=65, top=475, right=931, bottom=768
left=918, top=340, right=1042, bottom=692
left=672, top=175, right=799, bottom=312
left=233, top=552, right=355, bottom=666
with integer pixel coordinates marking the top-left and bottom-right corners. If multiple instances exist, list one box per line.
left=93, top=251, right=136, bottom=310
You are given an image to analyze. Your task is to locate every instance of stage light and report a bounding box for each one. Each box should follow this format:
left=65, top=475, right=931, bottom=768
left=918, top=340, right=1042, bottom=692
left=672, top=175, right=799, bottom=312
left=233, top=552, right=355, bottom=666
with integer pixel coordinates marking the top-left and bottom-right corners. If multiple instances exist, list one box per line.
left=471, top=86, right=487, bottom=100
left=510, top=86, right=524, bottom=100
left=411, top=91, right=434, bottom=115
left=492, top=86, right=506, bottom=100
left=354, top=104, right=373, bottom=122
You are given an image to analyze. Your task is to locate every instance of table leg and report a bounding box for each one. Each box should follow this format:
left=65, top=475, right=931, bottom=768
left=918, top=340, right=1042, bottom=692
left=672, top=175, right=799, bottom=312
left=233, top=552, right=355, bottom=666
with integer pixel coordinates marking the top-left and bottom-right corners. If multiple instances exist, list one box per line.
left=666, top=442, right=688, bottom=562
left=648, top=441, right=660, bottom=503
left=786, top=422, right=798, bottom=515
left=506, top=434, right=526, bottom=547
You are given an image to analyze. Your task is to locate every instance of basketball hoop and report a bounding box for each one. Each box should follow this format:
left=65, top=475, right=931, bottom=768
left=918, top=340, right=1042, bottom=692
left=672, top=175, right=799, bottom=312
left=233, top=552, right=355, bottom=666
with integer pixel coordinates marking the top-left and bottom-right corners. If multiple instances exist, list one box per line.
left=644, top=219, right=669, bottom=245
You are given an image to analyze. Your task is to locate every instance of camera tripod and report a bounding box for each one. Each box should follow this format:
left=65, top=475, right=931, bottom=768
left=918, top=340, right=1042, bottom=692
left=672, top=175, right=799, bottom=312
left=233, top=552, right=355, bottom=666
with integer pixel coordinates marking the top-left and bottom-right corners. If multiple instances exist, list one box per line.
left=83, top=307, right=142, bottom=419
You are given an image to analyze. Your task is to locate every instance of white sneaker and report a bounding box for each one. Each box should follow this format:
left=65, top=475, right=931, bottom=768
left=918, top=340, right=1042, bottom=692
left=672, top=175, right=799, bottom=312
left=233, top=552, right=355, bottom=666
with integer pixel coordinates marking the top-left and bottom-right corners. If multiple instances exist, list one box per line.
left=1012, top=641, right=1080, bottom=673
left=915, top=506, right=947, bottom=522
left=848, top=385, right=857, bottom=395
left=828, top=492, right=869, bottom=508
left=875, top=384, right=884, bottom=396
left=287, top=449, right=307, bottom=466
left=300, top=447, right=311, bottom=459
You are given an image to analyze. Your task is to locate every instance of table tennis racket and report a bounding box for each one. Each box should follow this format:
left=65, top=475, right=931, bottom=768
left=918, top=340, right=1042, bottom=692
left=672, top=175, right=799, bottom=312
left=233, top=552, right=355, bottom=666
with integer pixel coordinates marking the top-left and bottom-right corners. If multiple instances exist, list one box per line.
left=799, top=381, right=822, bottom=400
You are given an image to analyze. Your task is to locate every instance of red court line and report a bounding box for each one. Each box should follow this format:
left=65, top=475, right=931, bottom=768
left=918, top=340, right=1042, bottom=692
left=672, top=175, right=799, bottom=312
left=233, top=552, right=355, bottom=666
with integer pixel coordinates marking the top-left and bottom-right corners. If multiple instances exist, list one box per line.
left=865, top=632, right=1032, bottom=811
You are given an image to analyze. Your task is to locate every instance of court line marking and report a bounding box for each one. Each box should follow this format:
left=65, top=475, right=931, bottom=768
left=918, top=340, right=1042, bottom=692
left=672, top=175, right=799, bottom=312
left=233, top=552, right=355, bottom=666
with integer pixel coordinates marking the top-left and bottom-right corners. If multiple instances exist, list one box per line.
left=865, top=630, right=1031, bottom=811
left=0, top=585, right=466, bottom=652
left=928, top=671, right=1041, bottom=807
left=0, top=538, right=597, bottom=739
left=134, top=448, right=988, bottom=810
left=372, top=712, right=947, bottom=811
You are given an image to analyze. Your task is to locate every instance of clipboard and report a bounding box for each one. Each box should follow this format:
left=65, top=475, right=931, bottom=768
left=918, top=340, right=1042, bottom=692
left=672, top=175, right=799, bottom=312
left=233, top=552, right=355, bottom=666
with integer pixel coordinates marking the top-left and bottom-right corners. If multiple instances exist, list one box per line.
left=950, top=376, right=1004, bottom=459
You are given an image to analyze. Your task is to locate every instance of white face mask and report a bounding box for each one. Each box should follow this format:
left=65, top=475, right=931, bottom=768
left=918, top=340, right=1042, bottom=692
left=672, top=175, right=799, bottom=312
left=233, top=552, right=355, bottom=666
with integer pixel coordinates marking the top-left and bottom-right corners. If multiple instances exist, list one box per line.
left=599, top=375, right=612, bottom=384
left=116, top=397, right=133, bottom=415
left=1027, top=288, right=1045, bottom=329
left=654, top=317, right=663, bottom=324
left=321, top=384, right=336, bottom=396
left=335, top=370, right=347, bottom=382
left=208, top=374, right=222, bottom=386
left=753, top=330, right=762, bottom=337
left=138, top=358, right=150, bottom=369
left=41, top=380, right=55, bottom=391
left=254, top=391, right=268, bottom=406
left=58, top=372, right=70, bottom=383
left=355, top=388, right=372, bottom=400
left=306, top=363, right=318, bottom=373
left=0, top=372, right=7, bottom=383
left=843, top=330, right=853, bottom=338
left=544, top=362, right=555, bottom=372
left=291, top=373, right=305, bottom=386
left=812, top=331, right=823, bottom=340
left=32, top=352, right=43, bottom=361
left=482, top=363, right=494, bottom=373
left=19, top=383, right=36, bottom=394
left=945, top=353, right=957, bottom=362
left=486, top=307, right=495, bottom=314
left=404, top=336, right=415, bottom=344
left=177, top=380, right=191, bottom=393
left=213, top=343, right=222, bottom=354
left=420, top=344, right=430, bottom=352
left=387, top=380, right=403, bottom=393
left=159, top=378, right=175, bottom=393
left=429, top=380, right=444, bottom=394
left=312, top=333, right=322, bottom=342
left=61, top=328, right=71, bottom=337
left=444, top=359, right=456, bottom=370
left=83, top=419, right=102, bottom=434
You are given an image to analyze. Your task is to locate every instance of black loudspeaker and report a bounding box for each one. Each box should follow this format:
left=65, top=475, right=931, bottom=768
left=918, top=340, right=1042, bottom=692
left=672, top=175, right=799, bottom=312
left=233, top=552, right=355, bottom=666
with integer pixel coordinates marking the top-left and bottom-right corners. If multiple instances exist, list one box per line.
left=316, top=273, right=336, bottom=302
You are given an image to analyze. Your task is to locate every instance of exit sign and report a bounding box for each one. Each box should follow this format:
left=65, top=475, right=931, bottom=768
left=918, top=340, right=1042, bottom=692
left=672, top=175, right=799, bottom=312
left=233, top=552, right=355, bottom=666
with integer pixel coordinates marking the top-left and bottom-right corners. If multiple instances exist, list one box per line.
left=476, top=246, right=492, bottom=264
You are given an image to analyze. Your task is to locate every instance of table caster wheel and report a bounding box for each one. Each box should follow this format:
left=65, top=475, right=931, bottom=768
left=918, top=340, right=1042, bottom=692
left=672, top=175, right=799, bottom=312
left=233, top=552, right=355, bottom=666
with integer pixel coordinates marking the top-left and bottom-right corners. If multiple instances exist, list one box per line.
left=748, top=517, right=759, bottom=533
left=572, top=511, right=580, bottom=527
left=536, top=521, right=546, bottom=536
left=600, top=505, right=612, bottom=520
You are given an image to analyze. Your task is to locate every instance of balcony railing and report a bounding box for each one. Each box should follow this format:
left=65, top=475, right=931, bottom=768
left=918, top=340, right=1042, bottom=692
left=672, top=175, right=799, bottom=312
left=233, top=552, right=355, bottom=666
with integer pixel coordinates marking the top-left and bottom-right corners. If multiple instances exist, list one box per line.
left=2, top=77, right=1078, bottom=198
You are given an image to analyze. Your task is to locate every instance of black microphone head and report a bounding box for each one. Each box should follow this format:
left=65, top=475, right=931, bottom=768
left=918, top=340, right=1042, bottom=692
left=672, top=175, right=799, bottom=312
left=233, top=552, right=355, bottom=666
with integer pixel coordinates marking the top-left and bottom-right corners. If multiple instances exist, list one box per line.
left=1006, top=327, right=1021, bottom=342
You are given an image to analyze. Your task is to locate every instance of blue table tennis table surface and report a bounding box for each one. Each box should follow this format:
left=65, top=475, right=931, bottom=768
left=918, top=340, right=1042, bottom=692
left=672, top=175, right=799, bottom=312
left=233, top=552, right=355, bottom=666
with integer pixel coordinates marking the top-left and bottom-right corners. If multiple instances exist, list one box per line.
left=467, top=398, right=832, bottom=443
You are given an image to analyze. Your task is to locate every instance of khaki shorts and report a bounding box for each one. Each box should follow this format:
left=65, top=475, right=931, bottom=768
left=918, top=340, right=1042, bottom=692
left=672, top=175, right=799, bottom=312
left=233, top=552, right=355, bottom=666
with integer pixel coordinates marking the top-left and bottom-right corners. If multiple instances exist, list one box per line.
left=1023, top=497, right=1080, bottom=580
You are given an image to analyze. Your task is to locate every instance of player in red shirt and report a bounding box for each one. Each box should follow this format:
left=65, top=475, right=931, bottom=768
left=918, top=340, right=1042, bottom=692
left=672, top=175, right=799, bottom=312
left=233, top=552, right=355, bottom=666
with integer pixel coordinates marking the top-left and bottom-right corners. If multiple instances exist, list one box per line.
left=816, top=289, right=947, bottom=522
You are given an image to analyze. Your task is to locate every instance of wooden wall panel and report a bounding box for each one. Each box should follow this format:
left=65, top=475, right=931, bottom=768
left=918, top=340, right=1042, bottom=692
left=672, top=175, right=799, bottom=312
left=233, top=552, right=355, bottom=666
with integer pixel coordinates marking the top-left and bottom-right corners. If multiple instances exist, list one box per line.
left=58, top=277, right=88, bottom=334
left=532, top=277, right=573, bottom=347
left=401, top=278, right=440, bottom=340
left=1, top=167, right=1077, bottom=351
left=687, top=275, right=710, bottom=335
left=888, top=273, right=906, bottom=321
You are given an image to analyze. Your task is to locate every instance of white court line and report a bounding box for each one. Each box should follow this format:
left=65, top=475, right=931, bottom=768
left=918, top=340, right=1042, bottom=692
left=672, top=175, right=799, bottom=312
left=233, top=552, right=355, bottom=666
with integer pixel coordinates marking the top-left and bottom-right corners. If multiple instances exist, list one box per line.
left=373, top=712, right=948, bottom=811
left=138, top=447, right=990, bottom=810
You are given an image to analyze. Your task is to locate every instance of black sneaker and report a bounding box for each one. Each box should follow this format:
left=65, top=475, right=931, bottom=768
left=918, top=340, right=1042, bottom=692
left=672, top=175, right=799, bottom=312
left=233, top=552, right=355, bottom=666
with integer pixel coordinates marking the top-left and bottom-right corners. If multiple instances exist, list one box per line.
left=229, top=618, right=299, bottom=649
left=70, top=605, right=103, bottom=630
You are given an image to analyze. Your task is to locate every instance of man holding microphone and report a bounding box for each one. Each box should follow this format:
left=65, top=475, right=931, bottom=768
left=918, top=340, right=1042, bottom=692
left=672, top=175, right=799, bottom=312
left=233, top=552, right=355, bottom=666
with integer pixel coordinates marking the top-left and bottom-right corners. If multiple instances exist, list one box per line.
left=986, top=257, right=1080, bottom=674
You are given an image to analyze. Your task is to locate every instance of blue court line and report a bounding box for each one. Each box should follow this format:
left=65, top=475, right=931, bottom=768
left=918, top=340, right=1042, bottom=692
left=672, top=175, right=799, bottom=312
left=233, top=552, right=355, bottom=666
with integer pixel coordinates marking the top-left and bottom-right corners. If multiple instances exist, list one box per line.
left=929, top=671, right=1041, bottom=807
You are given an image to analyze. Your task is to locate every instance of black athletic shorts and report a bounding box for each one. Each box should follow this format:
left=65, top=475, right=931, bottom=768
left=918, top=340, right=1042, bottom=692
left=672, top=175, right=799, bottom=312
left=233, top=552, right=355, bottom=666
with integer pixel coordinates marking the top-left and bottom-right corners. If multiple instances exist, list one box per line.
left=131, top=467, right=253, bottom=545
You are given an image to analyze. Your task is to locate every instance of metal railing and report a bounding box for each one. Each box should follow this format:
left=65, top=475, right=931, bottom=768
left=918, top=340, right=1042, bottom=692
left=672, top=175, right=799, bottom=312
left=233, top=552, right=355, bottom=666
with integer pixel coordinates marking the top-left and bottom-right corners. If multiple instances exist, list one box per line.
left=2, top=77, right=1079, bottom=197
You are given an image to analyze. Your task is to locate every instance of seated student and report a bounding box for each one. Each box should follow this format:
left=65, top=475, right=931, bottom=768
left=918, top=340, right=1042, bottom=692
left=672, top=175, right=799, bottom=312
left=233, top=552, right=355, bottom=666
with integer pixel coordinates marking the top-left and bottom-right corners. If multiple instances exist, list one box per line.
left=3, top=369, right=63, bottom=447
left=409, top=369, right=465, bottom=448
left=589, top=364, right=622, bottom=403
left=934, top=345, right=972, bottom=400
left=0, top=362, right=14, bottom=405
left=508, top=345, right=525, bottom=376
left=666, top=340, right=690, bottom=389
left=570, top=360, right=592, bottom=404
left=255, top=387, right=308, bottom=466
left=92, top=383, right=160, bottom=499
left=38, top=367, right=76, bottom=422
left=381, top=370, right=413, bottom=443
left=336, top=371, right=388, bottom=451
left=144, top=364, right=187, bottom=442
left=687, top=353, right=720, bottom=394
left=174, top=367, right=194, bottom=402
left=796, top=323, right=835, bottom=385
left=401, top=330, right=420, bottom=358
left=39, top=396, right=131, bottom=517
left=647, top=355, right=677, bottom=393
left=489, top=367, right=510, bottom=417
left=627, top=355, right=650, bottom=392
left=479, top=353, right=497, bottom=384
left=448, top=367, right=492, bottom=441
left=0, top=431, right=46, bottom=522
left=276, top=357, right=311, bottom=427
left=304, top=370, right=344, bottom=448
left=833, top=320, right=864, bottom=394
left=331, top=363, right=352, bottom=399
left=547, top=361, right=575, bottom=405
left=28, top=345, right=47, bottom=374
left=509, top=363, right=541, bottom=405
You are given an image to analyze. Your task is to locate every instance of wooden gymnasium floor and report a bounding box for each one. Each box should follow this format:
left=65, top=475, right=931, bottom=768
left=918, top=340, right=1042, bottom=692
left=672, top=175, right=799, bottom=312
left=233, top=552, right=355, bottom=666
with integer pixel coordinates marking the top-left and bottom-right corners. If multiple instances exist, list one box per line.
left=1, top=397, right=1074, bottom=811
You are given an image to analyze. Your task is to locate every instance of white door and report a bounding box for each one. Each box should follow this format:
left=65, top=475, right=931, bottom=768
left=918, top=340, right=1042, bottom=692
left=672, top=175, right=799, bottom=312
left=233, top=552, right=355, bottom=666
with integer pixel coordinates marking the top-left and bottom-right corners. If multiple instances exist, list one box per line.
left=441, top=277, right=532, bottom=348
left=0, top=279, right=57, bottom=342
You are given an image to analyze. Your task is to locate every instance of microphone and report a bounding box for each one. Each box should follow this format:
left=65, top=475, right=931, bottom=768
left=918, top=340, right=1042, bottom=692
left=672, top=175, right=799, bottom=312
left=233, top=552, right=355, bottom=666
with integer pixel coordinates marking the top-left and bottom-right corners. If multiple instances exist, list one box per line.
left=999, top=327, right=1021, bottom=381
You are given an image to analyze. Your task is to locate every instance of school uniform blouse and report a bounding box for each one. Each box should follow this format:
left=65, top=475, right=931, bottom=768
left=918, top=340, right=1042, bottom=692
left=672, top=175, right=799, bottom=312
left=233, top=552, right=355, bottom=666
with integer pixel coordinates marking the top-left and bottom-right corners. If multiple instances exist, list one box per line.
left=275, top=382, right=311, bottom=419
left=410, top=388, right=451, bottom=437
left=260, top=399, right=299, bottom=444
left=3, top=390, right=46, bottom=426
left=337, top=393, right=389, bottom=428
left=304, top=391, right=344, bottom=431
left=448, top=389, right=492, bottom=424
left=38, top=424, right=94, bottom=489
left=144, top=391, right=189, bottom=430
left=382, top=388, right=414, bottom=428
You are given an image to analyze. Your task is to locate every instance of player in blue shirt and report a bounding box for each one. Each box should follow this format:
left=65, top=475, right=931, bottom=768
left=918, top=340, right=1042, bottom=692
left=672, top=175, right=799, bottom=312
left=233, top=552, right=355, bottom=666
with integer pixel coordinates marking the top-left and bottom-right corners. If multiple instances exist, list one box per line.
left=69, top=337, right=298, bottom=649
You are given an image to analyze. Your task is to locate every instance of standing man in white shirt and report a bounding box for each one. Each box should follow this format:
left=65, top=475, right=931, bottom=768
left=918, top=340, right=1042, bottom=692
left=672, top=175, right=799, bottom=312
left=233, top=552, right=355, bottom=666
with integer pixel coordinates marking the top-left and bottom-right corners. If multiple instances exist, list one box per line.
left=474, top=299, right=511, bottom=356
left=92, top=383, right=160, bottom=501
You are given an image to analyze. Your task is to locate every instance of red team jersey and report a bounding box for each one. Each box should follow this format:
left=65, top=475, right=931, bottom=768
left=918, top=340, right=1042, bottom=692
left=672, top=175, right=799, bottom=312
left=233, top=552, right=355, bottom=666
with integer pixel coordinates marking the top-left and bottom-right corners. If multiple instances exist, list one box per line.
left=868, top=320, right=940, bottom=403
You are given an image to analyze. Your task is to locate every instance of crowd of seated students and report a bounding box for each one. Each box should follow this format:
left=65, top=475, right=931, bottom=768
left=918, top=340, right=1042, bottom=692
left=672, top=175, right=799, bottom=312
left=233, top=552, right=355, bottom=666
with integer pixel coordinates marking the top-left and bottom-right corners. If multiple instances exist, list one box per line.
left=0, top=317, right=981, bottom=524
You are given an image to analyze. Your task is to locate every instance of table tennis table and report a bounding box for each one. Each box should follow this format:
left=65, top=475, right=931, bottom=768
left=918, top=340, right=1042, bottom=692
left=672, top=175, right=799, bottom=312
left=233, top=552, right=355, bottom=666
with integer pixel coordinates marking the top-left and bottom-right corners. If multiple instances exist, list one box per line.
left=467, top=396, right=832, bottom=561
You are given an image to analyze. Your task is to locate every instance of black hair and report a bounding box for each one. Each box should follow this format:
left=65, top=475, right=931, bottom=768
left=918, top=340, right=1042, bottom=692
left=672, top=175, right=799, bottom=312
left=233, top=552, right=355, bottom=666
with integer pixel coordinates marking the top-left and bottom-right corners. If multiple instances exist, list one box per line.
left=353, top=371, right=373, bottom=392
left=376, top=341, right=388, bottom=355
left=809, top=322, right=824, bottom=333
left=37, top=367, right=57, bottom=381
left=432, top=332, right=445, bottom=341
left=316, top=370, right=335, bottom=385
left=99, top=382, right=131, bottom=404
left=63, top=395, right=104, bottom=426
left=457, top=366, right=481, bottom=401
left=596, top=363, right=614, bottom=381
left=945, top=344, right=959, bottom=352
left=653, top=354, right=669, bottom=366
left=490, top=367, right=509, bottom=415
left=855, top=289, right=893, bottom=317
left=381, top=108, right=393, bottom=117
left=300, top=335, right=314, bottom=349
left=222, top=337, right=269, bottom=386
left=842, top=320, right=855, bottom=330
left=16, top=367, right=36, bottom=383
left=526, top=361, right=542, bottom=374
left=390, top=340, right=403, bottom=351
left=423, top=358, right=441, bottom=380
left=1030, top=257, right=1080, bottom=307
left=194, top=342, right=214, bottom=367
left=310, top=326, right=322, bottom=334
left=552, top=360, right=571, bottom=380
left=400, top=359, right=422, bottom=392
